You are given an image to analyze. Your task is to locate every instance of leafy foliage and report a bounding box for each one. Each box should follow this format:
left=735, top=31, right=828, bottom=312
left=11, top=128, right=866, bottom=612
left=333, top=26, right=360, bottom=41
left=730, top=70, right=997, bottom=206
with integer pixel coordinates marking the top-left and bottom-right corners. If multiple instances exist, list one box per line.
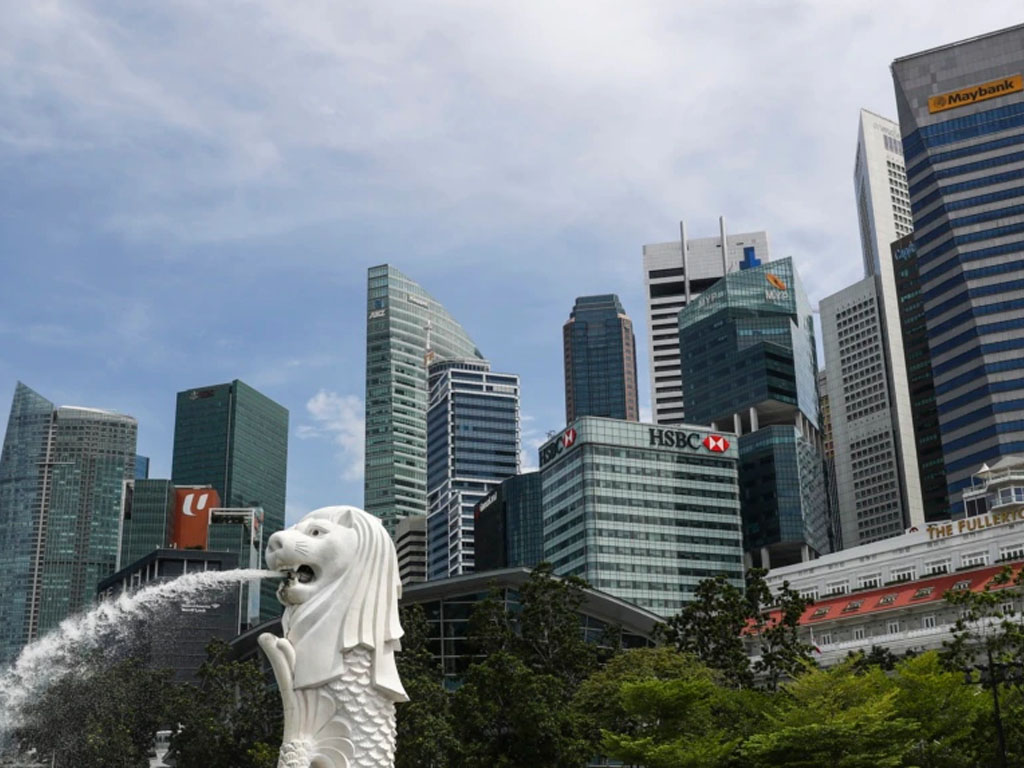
left=165, top=640, right=281, bottom=768
left=662, top=568, right=812, bottom=689
left=14, top=656, right=173, bottom=768
left=395, top=604, right=458, bottom=768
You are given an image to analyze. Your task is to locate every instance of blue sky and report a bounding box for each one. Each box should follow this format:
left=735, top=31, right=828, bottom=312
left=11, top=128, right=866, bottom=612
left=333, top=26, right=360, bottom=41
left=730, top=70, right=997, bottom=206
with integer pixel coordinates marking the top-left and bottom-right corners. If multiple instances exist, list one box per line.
left=2, top=1, right=1021, bottom=524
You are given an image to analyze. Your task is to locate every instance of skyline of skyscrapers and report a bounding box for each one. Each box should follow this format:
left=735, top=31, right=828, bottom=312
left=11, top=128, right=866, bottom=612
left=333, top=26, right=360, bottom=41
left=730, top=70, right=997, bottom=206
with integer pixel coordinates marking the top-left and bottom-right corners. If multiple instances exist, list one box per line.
left=892, top=23, right=1024, bottom=515
left=562, top=294, right=639, bottom=424
left=678, top=258, right=830, bottom=568
left=0, top=383, right=138, bottom=663
left=426, top=358, right=520, bottom=579
left=642, top=220, right=770, bottom=426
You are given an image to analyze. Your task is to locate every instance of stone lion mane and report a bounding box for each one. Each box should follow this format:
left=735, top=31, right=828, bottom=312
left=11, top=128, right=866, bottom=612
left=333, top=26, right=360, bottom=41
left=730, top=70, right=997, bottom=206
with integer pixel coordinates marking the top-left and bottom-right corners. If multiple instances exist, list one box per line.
left=281, top=505, right=407, bottom=700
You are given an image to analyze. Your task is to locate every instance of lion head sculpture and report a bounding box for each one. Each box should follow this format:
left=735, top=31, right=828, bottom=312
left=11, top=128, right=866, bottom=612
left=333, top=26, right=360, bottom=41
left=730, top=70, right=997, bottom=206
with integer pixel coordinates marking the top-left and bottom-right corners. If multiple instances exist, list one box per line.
left=265, top=505, right=407, bottom=701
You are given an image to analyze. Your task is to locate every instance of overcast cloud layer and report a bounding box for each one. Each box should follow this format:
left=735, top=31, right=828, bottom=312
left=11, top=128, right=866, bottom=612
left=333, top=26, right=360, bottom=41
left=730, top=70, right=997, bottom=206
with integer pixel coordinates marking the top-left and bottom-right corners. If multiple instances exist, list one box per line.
left=2, top=1, right=1022, bottom=521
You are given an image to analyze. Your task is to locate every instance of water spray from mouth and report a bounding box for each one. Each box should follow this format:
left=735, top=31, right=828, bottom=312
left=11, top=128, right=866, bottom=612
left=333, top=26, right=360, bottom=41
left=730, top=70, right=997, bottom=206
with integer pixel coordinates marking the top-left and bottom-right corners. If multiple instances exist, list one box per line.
left=0, top=568, right=279, bottom=739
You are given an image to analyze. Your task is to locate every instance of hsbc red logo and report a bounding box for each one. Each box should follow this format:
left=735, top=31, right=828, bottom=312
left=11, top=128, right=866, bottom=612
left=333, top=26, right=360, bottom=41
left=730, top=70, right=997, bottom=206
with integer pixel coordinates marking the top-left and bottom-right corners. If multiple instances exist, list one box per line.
left=703, top=434, right=730, bottom=453
left=540, top=427, right=580, bottom=467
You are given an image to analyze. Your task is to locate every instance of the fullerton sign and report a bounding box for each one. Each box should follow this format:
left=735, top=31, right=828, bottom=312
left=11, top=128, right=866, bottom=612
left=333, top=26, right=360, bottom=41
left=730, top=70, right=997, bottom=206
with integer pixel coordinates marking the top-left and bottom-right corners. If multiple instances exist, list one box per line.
left=927, top=506, right=1024, bottom=540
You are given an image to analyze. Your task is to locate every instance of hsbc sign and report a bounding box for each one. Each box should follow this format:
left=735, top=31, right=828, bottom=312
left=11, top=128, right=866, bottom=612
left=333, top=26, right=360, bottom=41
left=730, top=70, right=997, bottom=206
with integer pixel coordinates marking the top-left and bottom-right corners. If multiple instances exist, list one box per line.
left=649, top=428, right=730, bottom=454
left=540, top=428, right=580, bottom=467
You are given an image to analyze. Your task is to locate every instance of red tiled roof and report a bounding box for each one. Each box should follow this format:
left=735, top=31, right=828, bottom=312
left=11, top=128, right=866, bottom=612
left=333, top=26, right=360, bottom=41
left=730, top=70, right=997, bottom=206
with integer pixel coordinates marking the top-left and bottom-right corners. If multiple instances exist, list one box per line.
left=756, top=561, right=1024, bottom=630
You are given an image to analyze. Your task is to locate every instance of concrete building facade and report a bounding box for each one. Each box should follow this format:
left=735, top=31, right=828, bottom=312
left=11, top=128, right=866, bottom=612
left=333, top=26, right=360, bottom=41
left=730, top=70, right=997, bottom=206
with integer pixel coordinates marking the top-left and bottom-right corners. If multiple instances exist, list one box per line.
left=821, top=276, right=924, bottom=547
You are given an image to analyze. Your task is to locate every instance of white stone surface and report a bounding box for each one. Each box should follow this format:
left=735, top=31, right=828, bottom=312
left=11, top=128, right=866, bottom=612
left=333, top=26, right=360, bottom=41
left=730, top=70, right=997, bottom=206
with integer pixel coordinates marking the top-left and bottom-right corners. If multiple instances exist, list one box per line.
left=259, top=506, right=407, bottom=768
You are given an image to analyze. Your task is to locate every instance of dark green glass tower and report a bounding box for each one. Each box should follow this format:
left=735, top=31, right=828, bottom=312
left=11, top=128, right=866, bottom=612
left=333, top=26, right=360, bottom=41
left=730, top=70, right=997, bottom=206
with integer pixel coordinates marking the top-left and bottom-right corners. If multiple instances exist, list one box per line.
left=679, top=258, right=830, bottom=568
left=171, top=380, right=288, bottom=622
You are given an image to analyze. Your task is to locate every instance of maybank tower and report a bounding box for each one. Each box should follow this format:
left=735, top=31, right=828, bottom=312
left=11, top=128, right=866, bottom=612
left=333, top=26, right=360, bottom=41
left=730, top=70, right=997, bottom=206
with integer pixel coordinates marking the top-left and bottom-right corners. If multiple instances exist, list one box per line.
left=892, top=24, right=1024, bottom=515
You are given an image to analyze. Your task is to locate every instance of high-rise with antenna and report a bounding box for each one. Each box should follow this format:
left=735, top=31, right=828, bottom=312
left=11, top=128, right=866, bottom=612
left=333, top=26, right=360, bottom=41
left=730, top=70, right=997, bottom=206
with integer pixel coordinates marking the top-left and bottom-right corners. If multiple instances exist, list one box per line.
left=642, top=219, right=771, bottom=425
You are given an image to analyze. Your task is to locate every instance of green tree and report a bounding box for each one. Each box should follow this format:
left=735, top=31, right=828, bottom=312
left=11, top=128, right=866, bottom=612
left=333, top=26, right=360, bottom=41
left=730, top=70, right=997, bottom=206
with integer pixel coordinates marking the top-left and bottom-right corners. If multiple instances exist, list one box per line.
left=451, top=650, right=593, bottom=768
left=663, top=568, right=812, bottom=689
left=14, top=656, right=173, bottom=768
left=452, top=564, right=603, bottom=768
left=661, top=574, right=754, bottom=688
left=469, top=562, right=598, bottom=688
left=395, top=604, right=458, bottom=768
left=587, top=649, right=766, bottom=768
left=166, top=640, right=281, bottom=768
left=890, top=651, right=987, bottom=768
left=740, top=660, right=915, bottom=768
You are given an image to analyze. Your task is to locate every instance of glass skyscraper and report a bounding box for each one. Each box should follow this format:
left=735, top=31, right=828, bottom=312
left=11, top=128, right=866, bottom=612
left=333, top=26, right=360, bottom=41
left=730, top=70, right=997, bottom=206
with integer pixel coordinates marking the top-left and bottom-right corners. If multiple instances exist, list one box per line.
left=892, top=24, right=1024, bottom=514
left=171, top=379, right=287, bottom=622
left=426, top=359, right=520, bottom=579
left=539, top=417, right=743, bottom=617
left=473, top=471, right=543, bottom=573
left=0, top=382, right=137, bottom=663
left=118, top=478, right=175, bottom=570
left=678, top=258, right=830, bottom=568
left=364, top=264, right=485, bottom=531
left=892, top=234, right=948, bottom=522
left=563, top=294, right=639, bottom=423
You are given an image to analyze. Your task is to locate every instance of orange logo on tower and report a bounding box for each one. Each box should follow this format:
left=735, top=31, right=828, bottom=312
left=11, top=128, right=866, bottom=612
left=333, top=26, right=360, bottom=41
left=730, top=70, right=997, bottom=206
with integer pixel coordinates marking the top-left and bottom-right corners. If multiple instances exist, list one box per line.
left=765, top=273, right=787, bottom=291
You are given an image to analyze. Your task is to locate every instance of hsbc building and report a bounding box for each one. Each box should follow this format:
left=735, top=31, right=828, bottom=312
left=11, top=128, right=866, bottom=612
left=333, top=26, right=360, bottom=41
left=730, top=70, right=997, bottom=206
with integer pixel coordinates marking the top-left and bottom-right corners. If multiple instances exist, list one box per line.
left=539, top=416, right=743, bottom=617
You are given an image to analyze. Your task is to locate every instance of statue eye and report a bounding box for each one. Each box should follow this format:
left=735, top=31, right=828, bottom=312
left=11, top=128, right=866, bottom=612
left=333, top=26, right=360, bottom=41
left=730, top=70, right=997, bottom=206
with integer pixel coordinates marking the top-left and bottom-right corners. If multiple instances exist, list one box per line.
left=310, top=528, right=321, bottom=536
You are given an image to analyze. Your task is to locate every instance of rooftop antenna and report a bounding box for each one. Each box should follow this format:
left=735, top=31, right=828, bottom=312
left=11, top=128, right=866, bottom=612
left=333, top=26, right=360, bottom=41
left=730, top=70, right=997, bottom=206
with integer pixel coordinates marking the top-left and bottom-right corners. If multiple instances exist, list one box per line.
left=719, top=215, right=729, bottom=274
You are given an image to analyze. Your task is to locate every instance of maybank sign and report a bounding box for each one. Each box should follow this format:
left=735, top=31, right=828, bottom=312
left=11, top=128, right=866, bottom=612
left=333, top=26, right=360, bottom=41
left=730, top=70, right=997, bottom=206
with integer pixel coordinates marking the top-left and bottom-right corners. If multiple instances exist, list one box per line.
left=928, top=74, right=1022, bottom=114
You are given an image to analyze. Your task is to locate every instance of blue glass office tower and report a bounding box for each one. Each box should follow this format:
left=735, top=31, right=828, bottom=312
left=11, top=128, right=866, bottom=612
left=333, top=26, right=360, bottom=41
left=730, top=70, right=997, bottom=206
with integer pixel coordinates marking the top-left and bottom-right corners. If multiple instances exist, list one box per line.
left=892, top=24, right=1024, bottom=514
left=365, top=265, right=485, bottom=532
left=678, top=258, right=830, bottom=568
left=426, top=359, right=520, bottom=578
left=0, top=383, right=137, bottom=663
left=563, top=295, right=639, bottom=423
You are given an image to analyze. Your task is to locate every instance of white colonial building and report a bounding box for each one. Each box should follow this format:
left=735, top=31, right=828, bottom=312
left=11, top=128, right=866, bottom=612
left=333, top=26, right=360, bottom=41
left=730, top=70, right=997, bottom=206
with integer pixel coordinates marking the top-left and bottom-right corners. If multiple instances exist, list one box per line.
left=763, top=458, right=1024, bottom=665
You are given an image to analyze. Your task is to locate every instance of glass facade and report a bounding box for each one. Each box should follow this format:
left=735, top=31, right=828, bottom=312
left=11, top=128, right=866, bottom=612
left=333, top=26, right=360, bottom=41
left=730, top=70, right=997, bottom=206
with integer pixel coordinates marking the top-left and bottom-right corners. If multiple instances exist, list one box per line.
left=0, top=383, right=137, bottom=663
left=678, top=258, right=830, bottom=566
left=892, top=235, right=949, bottom=522
left=892, top=25, right=1024, bottom=514
left=118, top=478, right=176, bottom=570
left=364, top=265, right=485, bottom=531
left=402, top=570, right=657, bottom=687
left=563, top=295, right=639, bottom=423
left=426, top=359, right=520, bottom=578
left=171, top=379, right=288, bottom=622
left=474, top=471, right=543, bottom=572
left=539, top=417, right=743, bottom=617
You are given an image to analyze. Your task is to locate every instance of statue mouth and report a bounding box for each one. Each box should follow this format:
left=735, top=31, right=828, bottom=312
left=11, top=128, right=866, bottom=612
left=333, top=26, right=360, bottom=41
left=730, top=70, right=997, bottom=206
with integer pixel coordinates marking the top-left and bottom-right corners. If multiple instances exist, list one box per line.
left=278, top=564, right=316, bottom=585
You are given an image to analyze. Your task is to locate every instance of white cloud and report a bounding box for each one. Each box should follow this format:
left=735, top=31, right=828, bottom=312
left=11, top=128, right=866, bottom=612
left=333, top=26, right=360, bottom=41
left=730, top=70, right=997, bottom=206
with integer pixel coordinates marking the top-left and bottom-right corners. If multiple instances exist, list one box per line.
left=298, top=390, right=365, bottom=482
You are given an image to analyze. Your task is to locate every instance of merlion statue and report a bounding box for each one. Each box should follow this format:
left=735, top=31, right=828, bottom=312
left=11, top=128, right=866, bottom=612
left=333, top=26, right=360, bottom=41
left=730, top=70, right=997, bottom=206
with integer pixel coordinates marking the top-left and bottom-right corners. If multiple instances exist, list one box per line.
left=258, top=506, right=408, bottom=768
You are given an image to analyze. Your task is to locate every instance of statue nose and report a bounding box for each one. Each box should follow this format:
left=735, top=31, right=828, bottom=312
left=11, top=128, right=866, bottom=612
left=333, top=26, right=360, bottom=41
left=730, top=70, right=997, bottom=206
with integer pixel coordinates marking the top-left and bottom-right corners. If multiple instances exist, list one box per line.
left=267, top=532, right=283, bottom=553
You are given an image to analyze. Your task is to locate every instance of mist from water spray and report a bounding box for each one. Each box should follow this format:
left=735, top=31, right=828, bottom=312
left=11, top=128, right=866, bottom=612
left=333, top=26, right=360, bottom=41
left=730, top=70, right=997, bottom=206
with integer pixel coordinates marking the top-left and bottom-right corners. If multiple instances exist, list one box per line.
left=0, top=567, right=281, bottom=739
